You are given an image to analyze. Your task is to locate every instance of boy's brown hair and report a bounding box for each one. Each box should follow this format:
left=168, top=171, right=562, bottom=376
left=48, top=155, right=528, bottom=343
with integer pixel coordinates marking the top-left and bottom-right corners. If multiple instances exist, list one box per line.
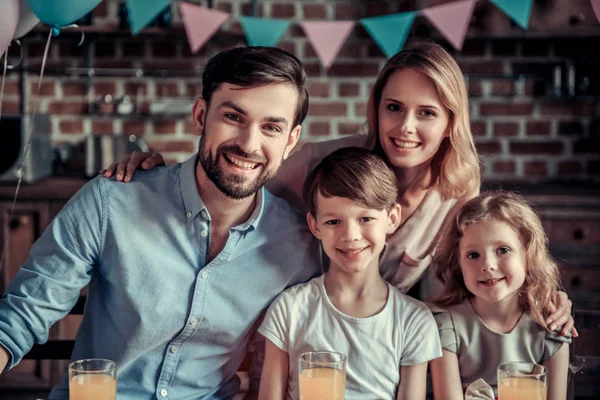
left=303, top=147, right=398, bottom=216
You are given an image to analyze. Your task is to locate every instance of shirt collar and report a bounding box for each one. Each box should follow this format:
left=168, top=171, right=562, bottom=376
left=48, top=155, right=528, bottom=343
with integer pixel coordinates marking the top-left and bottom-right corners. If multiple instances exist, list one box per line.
left=179, top=153, right=265, bottom=232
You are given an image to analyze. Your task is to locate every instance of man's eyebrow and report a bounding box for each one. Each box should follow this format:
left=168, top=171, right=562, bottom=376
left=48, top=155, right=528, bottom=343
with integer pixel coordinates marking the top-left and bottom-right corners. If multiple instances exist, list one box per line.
left=264, top=116, right=289, bottom=127
left=218, top=101, right=247, bottom=115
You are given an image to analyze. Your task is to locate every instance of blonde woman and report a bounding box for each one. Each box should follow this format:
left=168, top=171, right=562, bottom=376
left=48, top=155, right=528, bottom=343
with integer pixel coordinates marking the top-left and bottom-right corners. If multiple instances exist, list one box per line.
left=102, top=41, right=575, bottom=334
left=429, top=191, right=570, bottom=399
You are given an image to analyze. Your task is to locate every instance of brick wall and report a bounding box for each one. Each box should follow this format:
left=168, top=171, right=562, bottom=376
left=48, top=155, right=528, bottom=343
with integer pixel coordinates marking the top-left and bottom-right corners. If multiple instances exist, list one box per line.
left=3, top=0, right=599, bottom=181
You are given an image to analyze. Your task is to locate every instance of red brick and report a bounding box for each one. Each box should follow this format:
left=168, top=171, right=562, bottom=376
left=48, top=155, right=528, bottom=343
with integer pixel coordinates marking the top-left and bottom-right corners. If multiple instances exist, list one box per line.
left=3, top=81, right=20, bottom=95
left=216, top=2, right=233, bottom=13
left=493, top=161, right=516, bottom=174
left=1, top=101, right=19, bottom=114
left=557, top=161, right=583, bottom=175
left=337, top=43, right=361, bottom=58
left=183, top=120, right=199, bottom=135
left=304, top=63, right=321, bottom=77
left=587, top=161, right=600, bottom=175
left=526, top=121, right=551, bottom=136
left=355, top=103, right=367, bottom=117
left=271, top=4, right=295, bottom=18
left=480, top=103, right=533, bottom=116
left=539, top=102, right=596, bottom=117
left=328, top=63, right=379, bottom=77
left=91, top=121, right=114, bottom=134
left=558, top=121, right=584, bottom=136
left=335, top=3, right=363, bottom=19
left=524, top=80, right=536, bottom=96
left=491, top=40, right=518, bottom=56
left=573, top=139, right=600, bottom=154
left=468, top=80, right=482, bottom=97
left=366, top=1, right=390, bottom=17
left=471, top=121, right=486, bottom=136
left=62, top=82, right=86, bottom=96
left=459, top=62, right=504, bottom=75
left=125, top=82, right=147, bottom=97
left=509, top=142, right=563, bottom=155
left=59, top=120, right=83, bottom=134
left=156, top=82, right=180, bottom=97
left=523, top=161, right=548, bottom=176
left=309, top=103, right=347, bottom=117
left=142, top=61, right=196, bottom=71
left=241, top=3, right=263, bottom=16
left=308, top=83, right=330, bottom=98
left=30, top=81, right=56, bottom=96
left=491, top=81, right=514, bottom=96
left=475, top=141, right=501, bottom=155
left=122, top=41, right=147, bottom=58
left=149, top=140, right=196, bottom=153
left=187, top=83, right=201, bottom=97
left=339, top=122, right=364, bottom=135
left=93, top=82, right=117, bottom=95
left=303, top=4, right=326, bottom=19
left=278, top=42, right=296, bottom=55
left=95, top=60, right=134, bottom=69
left=95, top=41, right=116, bottom=58
left=153, top=121, right=176, bottom=135
left=339, top=83, right=359, bottom=97
left=493, top=122, right=518, bottom=137
left=48, top=101, right=87, bottom=115
left=27, top=42, right=47, bottom=58
left=123, top=121, right=146, bottom=136
left=460, top=39, right=486, bottom=57
left=152, top=41, right=178, bottom=58
left=94, top=0, right=108, bottom=17
left=309, top=122, right=330, bottom=136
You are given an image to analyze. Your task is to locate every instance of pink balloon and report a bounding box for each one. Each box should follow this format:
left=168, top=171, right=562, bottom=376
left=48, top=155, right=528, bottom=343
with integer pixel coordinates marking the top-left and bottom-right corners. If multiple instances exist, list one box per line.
left=0, top=0, right=19, bottom=58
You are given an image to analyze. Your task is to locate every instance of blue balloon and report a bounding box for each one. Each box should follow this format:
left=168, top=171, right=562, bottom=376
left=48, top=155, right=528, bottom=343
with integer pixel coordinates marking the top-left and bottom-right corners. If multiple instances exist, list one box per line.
left=27, top=0, right=102, bottom=27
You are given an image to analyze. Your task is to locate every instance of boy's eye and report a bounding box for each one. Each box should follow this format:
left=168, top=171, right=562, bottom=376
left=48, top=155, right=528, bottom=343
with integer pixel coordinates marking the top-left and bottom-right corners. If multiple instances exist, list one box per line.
left=225, top=113, right=241, bottom=122
left=466, top=252, right=479, bottom=260
left=325, top=219, right=340, bottom=225
left=359, top=217, right=374, bottom=223
left=497, top=247, right=510, bottom=255
left=264, top=125, right=281, bottom=133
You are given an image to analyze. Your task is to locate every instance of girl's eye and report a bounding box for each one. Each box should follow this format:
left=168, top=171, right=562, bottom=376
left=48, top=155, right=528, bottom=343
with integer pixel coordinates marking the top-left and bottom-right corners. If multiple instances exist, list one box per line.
left=386, top=103, right=401, bottom=112
left=421, top=109, right=436, bottom=118
left=325, top=220, right=340, bottom=226
left=466, top=252, right=479, bottom=260
left=359, top=217, right=374, bottom=223
left=497, top=247, right=510, bottom=255
left=225, top=113, right=241, bottom=122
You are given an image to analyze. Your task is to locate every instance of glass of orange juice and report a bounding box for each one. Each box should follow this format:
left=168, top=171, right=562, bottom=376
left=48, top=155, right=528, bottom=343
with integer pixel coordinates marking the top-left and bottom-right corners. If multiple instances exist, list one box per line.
left=497, top=362, right=547, bottom=400
left=68, top=358, right=117, bottom=400
left=298, top=351, right=346, bottom=400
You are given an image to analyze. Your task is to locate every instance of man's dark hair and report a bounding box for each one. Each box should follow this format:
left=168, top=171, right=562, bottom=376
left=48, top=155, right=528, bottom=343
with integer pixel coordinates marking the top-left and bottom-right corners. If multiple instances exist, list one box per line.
left=202, top=46, right=309, bottom=129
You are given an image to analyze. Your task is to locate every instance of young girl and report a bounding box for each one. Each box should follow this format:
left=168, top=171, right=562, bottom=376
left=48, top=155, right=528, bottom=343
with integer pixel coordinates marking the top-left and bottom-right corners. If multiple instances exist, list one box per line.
left=429, top=191, right=571, bottom=400
left=258, top=147, right=442, bottom=400
left=102, top=41, right=575, bottom=332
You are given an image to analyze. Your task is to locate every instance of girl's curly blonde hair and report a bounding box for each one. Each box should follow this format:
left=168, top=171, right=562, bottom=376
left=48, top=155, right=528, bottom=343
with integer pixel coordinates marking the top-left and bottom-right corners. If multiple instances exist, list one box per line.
left=433, top=190, right=561, bottom=329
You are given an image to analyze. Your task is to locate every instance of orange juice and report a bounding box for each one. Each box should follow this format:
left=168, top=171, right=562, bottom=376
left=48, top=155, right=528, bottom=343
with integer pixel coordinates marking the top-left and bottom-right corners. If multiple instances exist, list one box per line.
left=498, top=376, right=547, bottom=400
left=299, top=367, right=345, bottom=400
left=69, top=373, right=116, bottom=400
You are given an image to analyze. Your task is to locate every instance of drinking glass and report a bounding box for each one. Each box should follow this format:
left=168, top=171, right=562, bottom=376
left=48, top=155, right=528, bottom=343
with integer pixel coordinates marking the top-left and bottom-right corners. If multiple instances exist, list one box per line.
left=497, top=362, right=547, bottom=400
left=298, top=351, right=346, bottom=400
left=68, top=358, right=117, bottom=400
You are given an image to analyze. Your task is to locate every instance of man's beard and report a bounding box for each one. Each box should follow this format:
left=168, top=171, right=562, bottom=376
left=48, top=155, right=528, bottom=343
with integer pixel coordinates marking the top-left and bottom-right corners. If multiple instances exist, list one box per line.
left=198, top=134, right=278, bottom=200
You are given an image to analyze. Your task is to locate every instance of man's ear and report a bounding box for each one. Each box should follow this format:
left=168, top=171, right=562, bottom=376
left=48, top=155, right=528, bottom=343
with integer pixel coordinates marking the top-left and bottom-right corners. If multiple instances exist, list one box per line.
left=283, top=125, right=302, bottom=160
left=387, top=204, right=401, bottom=234
left=306, top=212, right=322, bottom=240
left=191, top=97, right=207, bottom=136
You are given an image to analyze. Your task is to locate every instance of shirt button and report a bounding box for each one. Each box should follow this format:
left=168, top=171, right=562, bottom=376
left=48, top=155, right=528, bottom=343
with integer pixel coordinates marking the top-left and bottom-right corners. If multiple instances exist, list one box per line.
left=190, top=317, right=198, bottom=326
left=201, top=271, right=208, bottom=279
left=170, top=346, right=178, bottom=353
left=200, top=230, right=208, bottom=237
left=201, top=210, right=208, bottom=219
left=186, top=212, right=192, bottom=218
left=160, top=389, right=168, bottom=397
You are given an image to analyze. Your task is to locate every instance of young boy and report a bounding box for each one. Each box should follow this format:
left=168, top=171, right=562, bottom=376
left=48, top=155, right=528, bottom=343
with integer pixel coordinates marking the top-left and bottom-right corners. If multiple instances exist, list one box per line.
left=257, top=147, right=442, bottom=400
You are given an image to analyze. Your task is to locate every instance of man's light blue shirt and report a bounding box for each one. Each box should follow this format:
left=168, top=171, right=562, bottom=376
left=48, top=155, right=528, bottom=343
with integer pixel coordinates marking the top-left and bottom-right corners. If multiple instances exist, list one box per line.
left=0, top=154, right=322, bottom=399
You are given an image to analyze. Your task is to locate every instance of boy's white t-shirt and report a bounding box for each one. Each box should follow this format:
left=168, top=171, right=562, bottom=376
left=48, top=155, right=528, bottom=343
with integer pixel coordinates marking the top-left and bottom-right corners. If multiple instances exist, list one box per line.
left=258, top=275, right=442, bottom=400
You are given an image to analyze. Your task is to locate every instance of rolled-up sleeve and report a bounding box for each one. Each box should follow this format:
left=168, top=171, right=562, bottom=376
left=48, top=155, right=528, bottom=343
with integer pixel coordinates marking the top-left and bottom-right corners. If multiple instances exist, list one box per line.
left=0, top=177, right=106, bottom=369
left=429, top=304, right=459, bottom=353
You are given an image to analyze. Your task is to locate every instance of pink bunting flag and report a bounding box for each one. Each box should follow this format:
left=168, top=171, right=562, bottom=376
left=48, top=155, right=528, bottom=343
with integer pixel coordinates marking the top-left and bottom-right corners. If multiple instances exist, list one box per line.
left=592, top=0, right=600, bottom=22
left=421, top=0, right=476, bottom=51
left=178, top=2, right=229, bottom=54
left=300, top=21, right=355, bottom=69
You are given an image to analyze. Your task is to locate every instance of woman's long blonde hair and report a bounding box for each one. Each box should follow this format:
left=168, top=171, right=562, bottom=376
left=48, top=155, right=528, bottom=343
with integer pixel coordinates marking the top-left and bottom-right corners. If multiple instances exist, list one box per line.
left=434, top=190, right=561, bottom=329
left=364, top=40, right=480, bottom=200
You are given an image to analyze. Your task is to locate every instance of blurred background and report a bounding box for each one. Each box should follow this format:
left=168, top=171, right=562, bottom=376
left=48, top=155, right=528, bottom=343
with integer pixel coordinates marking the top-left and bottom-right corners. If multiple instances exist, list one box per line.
left=0, top=0, right=598, bottom=398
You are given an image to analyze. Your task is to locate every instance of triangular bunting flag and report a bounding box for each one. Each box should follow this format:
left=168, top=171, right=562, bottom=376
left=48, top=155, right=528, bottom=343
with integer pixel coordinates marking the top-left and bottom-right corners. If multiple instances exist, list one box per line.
left=179, top=2, right=229, bottom=53
left=422, top=0, right=476, bottom=50
left=127, top=0, right=171, bottom=35
left=489, top=0, right=533, bottom=29
left=592, top=0, right=600, bottom=22
left=300, top=21, right=355, bottom=69
left=360, top=12, right=416, bottom=58
left=239, top=16, right=291, bottom=47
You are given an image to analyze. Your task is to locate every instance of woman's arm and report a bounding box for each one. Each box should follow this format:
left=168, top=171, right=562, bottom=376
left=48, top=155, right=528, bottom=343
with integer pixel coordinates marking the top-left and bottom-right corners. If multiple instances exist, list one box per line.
left=546, top=292, right=578, bottom=337
left=396, top=362, right=428, bottom=400
left=258, top=339, right=289, bottom=400
left=429, top=350, right=464, bottom=400
left=543, top=342, right=569, bottom=400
